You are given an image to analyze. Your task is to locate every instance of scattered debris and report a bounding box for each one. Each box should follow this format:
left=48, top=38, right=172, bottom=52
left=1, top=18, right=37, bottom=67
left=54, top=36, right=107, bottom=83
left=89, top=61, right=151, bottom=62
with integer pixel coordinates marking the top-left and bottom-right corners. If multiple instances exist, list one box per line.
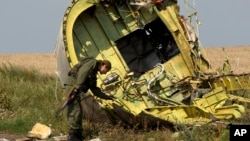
left=26, top=123, right=51, bottom=140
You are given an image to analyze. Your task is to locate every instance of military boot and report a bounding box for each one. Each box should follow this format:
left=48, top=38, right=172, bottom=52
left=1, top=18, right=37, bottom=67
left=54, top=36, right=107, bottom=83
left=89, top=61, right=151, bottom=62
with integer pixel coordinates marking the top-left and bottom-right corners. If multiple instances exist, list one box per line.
left=67, top=133, right=84, bottom=141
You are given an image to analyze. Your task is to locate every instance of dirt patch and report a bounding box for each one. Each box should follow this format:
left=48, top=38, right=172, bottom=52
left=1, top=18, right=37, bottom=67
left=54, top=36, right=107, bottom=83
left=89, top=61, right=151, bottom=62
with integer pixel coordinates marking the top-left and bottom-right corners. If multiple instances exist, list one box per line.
left=0, top=133, right=27, bottom=141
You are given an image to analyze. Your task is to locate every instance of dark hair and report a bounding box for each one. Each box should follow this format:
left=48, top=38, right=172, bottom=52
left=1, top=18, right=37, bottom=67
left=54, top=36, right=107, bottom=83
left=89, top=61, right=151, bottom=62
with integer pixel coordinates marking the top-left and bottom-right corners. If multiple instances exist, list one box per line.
left=102, top=60, right=111, bottom=71
left=97, top=60, right=111, bottom=71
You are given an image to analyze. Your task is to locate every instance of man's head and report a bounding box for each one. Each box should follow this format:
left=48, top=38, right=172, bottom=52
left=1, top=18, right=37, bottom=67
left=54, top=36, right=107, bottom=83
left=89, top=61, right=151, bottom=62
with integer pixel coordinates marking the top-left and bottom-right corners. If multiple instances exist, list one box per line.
left=98, top=60, right=111, bottom=74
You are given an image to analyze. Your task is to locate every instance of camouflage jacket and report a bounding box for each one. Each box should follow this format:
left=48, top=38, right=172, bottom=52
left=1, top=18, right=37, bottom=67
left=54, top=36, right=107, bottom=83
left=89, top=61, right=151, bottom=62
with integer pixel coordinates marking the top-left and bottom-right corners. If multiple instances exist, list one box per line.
left=68, top=57, right=111, bottom=100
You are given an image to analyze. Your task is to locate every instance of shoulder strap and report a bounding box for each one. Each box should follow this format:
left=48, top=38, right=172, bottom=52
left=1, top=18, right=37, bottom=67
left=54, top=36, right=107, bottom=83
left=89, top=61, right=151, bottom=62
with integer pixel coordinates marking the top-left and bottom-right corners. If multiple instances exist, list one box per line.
left=68, top=56, right=95, bottom=76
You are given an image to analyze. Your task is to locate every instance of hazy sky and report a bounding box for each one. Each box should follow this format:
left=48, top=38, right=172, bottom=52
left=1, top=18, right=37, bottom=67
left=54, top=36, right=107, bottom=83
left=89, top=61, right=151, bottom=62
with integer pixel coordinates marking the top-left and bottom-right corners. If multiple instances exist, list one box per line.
left=0, top=0, right=249, bottom=54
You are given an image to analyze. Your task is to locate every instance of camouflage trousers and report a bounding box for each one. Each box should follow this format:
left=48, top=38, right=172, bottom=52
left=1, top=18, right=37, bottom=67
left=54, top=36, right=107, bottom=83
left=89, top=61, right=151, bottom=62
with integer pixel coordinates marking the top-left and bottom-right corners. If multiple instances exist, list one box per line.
left=67, top=94, right=83, bottom=134
left=64, top=75, right=84, bottom=135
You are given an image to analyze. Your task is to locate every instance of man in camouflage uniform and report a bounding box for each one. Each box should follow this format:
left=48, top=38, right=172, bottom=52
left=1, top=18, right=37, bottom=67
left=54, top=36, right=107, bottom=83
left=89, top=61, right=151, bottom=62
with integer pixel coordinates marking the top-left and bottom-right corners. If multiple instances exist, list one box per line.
left=64, top=57, right=114, bottom=141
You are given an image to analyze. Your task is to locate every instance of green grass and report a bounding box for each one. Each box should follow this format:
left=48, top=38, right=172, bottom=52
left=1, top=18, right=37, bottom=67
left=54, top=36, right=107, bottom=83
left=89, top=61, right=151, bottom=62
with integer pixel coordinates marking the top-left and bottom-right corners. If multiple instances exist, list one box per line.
left=0, top=64, right=67, bottom=135
left=0, top=64, right=250, bottom=141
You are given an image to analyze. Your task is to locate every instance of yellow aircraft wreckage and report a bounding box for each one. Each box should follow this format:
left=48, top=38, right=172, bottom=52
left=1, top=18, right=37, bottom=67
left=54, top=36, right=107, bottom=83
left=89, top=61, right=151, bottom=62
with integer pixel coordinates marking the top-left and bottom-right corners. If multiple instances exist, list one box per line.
left=54, top=0, right=250, bottom=127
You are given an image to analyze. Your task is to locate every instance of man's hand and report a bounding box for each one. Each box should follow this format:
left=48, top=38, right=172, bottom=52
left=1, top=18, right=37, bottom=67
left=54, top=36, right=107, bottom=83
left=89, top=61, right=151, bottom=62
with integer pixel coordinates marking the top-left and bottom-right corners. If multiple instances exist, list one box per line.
left=103, top=91, right=115, bottom=100
left=107, top=95, right=115, bottom=100
left=73, top=88, right=79, bottom=93
left=56, top=87, right=79, bottom=116
left=104, top=92, right=115, bottom=100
